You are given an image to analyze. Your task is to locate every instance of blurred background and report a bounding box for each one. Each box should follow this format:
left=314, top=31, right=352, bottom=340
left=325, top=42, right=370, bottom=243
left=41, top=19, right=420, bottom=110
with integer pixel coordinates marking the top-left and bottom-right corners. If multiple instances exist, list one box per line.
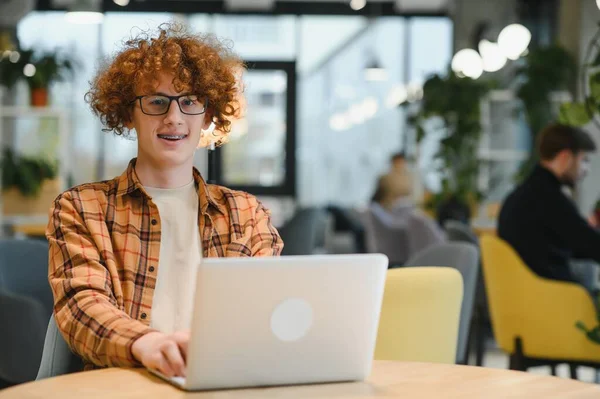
left=3, top=0, right=600, bottom=388
left=0, top=0, right=588, bottom=227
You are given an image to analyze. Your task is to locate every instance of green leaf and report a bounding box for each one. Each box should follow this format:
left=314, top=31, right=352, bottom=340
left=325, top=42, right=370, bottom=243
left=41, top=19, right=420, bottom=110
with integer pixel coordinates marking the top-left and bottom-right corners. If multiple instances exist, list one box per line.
left=1, top=149, right=57, bottom=197
left=415, top=124, right=426, bottom=143
left=590, top=72, right=600, bottom=103
left=559, top=102, right=592, bottom=126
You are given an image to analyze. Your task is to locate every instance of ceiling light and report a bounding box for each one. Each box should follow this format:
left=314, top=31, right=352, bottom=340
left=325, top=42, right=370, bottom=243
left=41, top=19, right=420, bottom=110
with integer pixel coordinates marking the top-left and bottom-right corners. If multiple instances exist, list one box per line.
left=497, top=24, right=531, bottom=60
left=113, top=0, right=130, bottom=5
left=386, top=85, right=407, bottom=108
left=9, top=51, right=20, bottom=63
left=478, top=39, right=507, bottom=72
left=363, top=97, right=378, bottom=118
left=23, top=64, right=36, bottom=77
left=407, top=82, right=423, bottom=102
left=329, top=114, right=351, bottom=132
left=364, top=59, right=387, bottom=81
left=349, top=103, right=367, bottom=124
left=350, top=0, right=367, bottom=11
left=451, top=49, right=483, bottom=79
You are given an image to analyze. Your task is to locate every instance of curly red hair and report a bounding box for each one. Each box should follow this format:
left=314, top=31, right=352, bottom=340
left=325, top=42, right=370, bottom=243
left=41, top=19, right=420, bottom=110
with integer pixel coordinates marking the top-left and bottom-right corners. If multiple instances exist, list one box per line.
left=86, top=23, right=244, bottom=145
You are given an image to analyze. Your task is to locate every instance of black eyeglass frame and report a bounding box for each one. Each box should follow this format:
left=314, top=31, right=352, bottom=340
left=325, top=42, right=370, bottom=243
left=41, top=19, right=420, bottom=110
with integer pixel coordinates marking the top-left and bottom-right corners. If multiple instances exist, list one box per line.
left=131, top=94, right=209, bottom=116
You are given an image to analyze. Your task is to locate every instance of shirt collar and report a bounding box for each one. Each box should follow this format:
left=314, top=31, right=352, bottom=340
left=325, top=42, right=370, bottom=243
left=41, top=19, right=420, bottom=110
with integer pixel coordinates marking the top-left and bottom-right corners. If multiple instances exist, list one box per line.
left=116, top=158, right=224, bottom=214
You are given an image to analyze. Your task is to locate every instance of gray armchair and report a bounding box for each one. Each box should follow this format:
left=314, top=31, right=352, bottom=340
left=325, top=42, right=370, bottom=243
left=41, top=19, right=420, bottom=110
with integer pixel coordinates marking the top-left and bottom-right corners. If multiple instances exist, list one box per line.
left=444, top=220, right=489, bottom=366
left=444, top=220, right=479, bottom=245
left=361, top=209, right=410, bottom=267
left=278, top=208, right=328, bottom=256
left=36, top=316, right=83, bottom=380
left=0, top=239, right=53, bottom=386
left=404, top=242, right=479, bottom=365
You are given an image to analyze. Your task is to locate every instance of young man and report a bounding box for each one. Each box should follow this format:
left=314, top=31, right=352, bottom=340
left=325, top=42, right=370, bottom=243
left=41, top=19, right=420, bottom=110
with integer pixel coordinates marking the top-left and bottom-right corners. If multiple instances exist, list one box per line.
left=498, top=123, right=600, bottom=285
left=46, top=25, right=283, bottom=378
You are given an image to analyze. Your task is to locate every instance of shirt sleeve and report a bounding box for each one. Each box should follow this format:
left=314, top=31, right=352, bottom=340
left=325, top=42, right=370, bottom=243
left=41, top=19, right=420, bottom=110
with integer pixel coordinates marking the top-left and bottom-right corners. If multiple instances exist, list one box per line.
left=46, top=192, right=156, bottom=368
left=250, top=200, right=284, bottom=256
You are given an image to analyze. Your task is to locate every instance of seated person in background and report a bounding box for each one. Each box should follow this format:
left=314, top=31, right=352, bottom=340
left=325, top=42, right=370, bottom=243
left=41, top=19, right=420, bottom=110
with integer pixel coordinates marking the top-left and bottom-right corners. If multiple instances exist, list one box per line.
left=368, top=172, right=446, bottom=263
left=498, top=123, right=600, bottom=288
left=436, top=195, right=472, bottom=228
left=389, top=151, right=413, bottom=194
left=46, top=24, right=283, bottom=378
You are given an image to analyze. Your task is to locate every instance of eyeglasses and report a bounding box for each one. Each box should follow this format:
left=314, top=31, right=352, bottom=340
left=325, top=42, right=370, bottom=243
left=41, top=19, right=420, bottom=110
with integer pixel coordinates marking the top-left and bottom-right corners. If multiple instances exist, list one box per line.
left=132, top=94, right=208, bottom=116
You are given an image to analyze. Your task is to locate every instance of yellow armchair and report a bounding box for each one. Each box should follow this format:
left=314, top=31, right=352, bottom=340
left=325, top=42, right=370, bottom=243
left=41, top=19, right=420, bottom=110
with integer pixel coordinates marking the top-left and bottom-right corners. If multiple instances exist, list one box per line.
left=375, top=267, right=463, bottom=364
left=480, top=235, right=600, bottom=369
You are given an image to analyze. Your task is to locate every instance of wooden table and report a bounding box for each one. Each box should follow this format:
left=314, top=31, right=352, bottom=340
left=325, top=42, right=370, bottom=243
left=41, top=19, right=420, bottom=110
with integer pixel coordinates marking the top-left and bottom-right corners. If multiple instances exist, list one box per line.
left=2, top=361, right=599, bottom=398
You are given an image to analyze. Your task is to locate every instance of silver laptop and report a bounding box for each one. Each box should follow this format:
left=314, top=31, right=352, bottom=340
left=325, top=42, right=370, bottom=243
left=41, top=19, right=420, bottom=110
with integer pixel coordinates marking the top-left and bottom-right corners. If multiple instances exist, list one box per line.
left=151, top=253, right=388, bottom=391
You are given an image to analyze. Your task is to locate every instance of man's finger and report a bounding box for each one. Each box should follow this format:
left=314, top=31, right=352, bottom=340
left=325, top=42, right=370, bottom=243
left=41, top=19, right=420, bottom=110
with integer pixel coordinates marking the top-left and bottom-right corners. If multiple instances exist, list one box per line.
left=171, top=331, right=190, bottom=363
left=151, top=352, right=175, bottom=378
left=161, top=341, right=186, bottom=377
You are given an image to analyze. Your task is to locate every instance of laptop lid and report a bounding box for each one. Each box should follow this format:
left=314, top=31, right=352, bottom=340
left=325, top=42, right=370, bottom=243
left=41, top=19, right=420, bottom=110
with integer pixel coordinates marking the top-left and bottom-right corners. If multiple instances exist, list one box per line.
left=182, top=253, right=388, bottom=391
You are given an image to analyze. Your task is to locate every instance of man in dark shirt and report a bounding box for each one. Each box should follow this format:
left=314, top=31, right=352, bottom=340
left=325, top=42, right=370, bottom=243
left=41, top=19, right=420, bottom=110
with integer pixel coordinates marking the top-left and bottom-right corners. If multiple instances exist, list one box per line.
left=498, top=123, right=600, bottom=284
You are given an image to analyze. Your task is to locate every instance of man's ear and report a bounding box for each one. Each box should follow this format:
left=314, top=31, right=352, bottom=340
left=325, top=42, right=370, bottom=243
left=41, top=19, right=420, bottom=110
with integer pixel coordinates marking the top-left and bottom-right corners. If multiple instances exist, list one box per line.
left=557, top=149, right=575, bottom=167
left=124, top=111, right=134, bottom=130
left=202, top=109, right=214, bottom=130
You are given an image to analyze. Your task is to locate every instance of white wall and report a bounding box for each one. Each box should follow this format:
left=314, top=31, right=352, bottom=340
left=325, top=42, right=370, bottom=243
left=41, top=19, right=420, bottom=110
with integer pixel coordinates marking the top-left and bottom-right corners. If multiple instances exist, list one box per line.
left=297, top=17, right=452, bottom=207
left=298, top=19, right=405, bottom=207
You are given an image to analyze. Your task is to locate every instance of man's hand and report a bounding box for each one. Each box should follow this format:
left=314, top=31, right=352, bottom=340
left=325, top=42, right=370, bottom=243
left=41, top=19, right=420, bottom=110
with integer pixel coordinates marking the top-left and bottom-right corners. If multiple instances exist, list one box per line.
left=132, top=330, right=190, bottom=377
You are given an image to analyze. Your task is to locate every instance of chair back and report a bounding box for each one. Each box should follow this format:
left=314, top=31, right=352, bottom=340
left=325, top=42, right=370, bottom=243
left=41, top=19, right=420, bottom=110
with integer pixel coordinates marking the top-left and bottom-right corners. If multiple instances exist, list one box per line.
left=0, top=239, right=52, bottom=384
left=278, top=208, right=327, bottom=255
left=479, top=235, right=600, bottom=361
left=362, top=208, right=410, bottom=266
left=36, top=316, right=83, bottom=380
left=406, top=212, right=446, bottom=257
left=444, top=220, right=479, bottom=245
left=480, top=235, right=538, bottom=353
left=375, top=267, right=463, bottom=363
left=404, top=243, right=479, bottom=364
left=445, top=220, right=490, bottom=326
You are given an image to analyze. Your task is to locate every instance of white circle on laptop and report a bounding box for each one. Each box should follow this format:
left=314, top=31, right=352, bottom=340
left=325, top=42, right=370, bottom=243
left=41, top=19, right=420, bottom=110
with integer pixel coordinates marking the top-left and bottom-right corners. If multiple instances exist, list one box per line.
left=270, top=298, right=313, bottom=342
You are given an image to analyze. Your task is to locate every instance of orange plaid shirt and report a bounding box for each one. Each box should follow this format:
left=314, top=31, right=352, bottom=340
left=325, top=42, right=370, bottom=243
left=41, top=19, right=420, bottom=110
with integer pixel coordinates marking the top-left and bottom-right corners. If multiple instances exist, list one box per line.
left=46, top=159, right=283, bottom=369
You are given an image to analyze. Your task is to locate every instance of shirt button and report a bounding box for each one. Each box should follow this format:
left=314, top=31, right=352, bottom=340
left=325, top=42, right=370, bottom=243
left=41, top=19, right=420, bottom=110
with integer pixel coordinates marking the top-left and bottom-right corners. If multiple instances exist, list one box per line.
left=151, top=219, right=158, bottom=226
left=149, top=266, right=155, bottom=272
left=141, top=313, right=147, bottom=320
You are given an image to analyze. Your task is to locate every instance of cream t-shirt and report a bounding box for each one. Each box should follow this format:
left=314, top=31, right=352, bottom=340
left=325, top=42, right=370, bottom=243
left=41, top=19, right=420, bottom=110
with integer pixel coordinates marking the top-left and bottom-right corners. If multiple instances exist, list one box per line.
left=145, top=180, right=202, bottom=334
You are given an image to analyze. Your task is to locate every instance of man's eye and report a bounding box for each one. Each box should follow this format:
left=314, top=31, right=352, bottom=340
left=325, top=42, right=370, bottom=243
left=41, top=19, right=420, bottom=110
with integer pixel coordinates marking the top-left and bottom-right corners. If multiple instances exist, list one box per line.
left=150, top=98, right=167, bottom=105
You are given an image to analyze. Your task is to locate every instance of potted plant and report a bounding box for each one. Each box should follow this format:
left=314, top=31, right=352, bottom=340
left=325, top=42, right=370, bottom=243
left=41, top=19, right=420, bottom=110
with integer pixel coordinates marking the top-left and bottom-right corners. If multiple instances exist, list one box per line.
left=1, top=148, right=59, bottom=215
left=514, top=45, right=576, bottom=181
left=560, top=23, right=600, bottom=131
left=0, top=47, right=75, bottom=106
left=408, top=69, right=491, bottom=222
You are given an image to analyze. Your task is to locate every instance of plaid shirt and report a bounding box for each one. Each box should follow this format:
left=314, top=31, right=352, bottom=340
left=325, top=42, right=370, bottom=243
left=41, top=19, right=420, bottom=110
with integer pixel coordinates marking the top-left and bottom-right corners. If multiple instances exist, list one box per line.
left=46, top=159, right=283, bottom=369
